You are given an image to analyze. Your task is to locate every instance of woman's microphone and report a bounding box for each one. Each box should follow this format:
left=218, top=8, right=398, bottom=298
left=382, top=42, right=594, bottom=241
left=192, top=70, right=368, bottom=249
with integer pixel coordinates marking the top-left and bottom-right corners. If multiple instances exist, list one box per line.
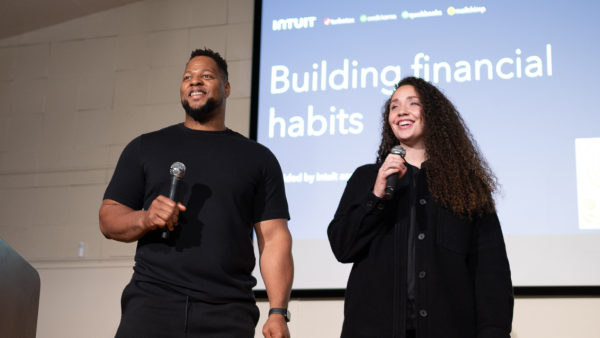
left=162, top=162, right=186, bottom=239
left=384, top=145, right=406, bottom=200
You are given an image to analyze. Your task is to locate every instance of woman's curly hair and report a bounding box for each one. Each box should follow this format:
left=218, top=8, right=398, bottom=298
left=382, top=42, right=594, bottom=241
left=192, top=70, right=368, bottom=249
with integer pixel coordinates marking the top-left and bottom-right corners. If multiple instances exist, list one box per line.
left=376, top=77, right=499, bottom=218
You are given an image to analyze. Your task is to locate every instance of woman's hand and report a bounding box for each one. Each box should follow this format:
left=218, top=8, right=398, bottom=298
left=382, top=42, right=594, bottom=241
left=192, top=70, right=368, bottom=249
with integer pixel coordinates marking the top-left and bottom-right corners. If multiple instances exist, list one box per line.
left=372, top=153, right=407, bottom=198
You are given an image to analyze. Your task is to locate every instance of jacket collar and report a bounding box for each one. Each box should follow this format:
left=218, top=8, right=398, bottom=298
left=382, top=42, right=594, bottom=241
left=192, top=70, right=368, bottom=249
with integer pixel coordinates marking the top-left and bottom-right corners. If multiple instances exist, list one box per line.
left=373, top=160, right=428, bottom=171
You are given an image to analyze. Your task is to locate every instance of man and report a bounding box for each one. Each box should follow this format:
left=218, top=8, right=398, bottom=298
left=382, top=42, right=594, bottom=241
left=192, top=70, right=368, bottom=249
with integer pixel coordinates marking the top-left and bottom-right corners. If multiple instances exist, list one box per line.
left=99, top=48, right=293, bottom=338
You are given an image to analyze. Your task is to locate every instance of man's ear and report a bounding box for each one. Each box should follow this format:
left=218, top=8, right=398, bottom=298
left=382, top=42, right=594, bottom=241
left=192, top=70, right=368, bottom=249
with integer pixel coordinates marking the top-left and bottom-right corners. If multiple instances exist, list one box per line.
left=224, top=81, right=231, bottom=99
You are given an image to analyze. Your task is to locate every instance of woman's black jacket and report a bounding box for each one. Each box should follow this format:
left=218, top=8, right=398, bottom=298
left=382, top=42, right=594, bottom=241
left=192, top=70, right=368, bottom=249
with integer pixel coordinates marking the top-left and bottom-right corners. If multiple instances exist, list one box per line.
left=327, top=162, right=513, bottom=338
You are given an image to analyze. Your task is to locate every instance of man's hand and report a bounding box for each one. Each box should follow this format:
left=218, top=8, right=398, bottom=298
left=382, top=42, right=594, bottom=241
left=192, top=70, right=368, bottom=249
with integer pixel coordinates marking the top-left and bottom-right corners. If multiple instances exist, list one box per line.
left=143, top=195, right=186, bottom=231
left=99, top=197, right=186, bottom=243
left=262, top=314, right=290, bottom=338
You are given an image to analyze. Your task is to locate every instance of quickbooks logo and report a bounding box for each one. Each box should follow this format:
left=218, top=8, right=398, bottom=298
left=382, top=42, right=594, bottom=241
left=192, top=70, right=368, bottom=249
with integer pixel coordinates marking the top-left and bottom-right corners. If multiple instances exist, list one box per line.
left=401, top=9, right=442, bottom=19
left=272, top=17, right=317, bottom=31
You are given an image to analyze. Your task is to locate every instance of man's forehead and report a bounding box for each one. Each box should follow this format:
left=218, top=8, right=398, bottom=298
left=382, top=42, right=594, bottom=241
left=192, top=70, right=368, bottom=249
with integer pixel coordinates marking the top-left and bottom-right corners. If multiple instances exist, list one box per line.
left=184, top=68, right=215, bottom=74
left=185, top=56, right=218, bottom=72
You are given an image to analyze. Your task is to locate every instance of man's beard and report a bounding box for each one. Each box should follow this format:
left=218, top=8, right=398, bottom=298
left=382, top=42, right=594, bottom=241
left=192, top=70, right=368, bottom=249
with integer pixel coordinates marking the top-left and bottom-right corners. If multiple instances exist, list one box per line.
left=182, top=96, right=224, bottom=124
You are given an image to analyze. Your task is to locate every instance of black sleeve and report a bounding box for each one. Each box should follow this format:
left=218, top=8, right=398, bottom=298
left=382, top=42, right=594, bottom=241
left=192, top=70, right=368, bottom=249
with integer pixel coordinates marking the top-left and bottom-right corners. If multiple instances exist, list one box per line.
left=252, top=148, right=290, bottom=224
left=327, top=167, right=390, bottom=263
left=103, top=136, right=145, bottom=210
left=468, top=212, right=514, bottom=338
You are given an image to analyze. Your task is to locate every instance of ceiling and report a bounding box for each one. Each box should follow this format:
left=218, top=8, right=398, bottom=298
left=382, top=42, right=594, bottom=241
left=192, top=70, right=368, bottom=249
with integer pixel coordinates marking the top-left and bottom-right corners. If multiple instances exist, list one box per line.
left=0, top=0, right=141, bottom=40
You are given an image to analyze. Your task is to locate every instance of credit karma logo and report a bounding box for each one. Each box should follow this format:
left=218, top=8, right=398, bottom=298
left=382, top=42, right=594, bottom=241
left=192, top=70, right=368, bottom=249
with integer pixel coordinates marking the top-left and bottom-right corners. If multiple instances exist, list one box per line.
left=401, top=9, right=442, bottom=19
left=360, top=14, right=397, bottom=22
left=272, top=17, right=317, bottom=31
left=447, top=6, right=486, bottom=15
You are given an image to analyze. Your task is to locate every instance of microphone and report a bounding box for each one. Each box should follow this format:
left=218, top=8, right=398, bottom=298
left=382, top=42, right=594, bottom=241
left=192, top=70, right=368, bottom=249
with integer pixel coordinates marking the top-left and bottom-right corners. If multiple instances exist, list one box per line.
left=162, top=162, right=186, bottom=239
left=384, top=145, right=406, bottom=200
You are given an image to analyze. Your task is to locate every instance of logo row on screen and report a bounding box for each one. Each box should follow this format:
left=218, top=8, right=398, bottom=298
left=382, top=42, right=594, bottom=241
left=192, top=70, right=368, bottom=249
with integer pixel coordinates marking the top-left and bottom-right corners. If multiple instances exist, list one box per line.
left=271, top=6, right=487, bottom=31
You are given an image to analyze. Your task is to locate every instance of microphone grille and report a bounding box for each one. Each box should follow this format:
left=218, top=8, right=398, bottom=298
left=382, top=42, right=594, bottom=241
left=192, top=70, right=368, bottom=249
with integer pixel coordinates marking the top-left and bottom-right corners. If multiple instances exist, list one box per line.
left=390, top=145, right=406, bottom=158
left=170, top=162, right=186, bottom=178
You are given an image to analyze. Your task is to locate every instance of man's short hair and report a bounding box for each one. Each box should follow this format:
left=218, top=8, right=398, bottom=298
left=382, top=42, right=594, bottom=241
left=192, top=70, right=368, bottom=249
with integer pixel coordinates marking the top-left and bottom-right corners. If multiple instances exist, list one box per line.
left=189, top=48, right=228, bottom=81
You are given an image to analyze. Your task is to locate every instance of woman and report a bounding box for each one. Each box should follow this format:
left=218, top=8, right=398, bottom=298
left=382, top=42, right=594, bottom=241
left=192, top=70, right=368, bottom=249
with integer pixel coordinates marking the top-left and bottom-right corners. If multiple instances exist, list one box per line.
left=328, top=77, right=513, bottom=338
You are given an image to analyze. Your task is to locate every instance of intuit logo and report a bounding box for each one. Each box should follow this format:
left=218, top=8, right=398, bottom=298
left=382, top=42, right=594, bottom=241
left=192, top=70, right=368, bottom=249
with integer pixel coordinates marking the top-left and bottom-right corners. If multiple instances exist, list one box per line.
left=272, top=17, right=317, bottom=31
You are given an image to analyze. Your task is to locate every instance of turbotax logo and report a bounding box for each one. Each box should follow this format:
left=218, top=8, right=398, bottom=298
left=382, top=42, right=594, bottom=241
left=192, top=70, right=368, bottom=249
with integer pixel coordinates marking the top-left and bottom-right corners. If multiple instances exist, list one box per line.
left=272, top=17, right=317, bottom=31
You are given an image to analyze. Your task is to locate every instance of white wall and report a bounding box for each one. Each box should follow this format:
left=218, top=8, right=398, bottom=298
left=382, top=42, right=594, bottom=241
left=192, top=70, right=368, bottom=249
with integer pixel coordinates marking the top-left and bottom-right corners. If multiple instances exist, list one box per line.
left=0, top=0, right=254, bottom=260
left=0, top=1, right=599, bottom=337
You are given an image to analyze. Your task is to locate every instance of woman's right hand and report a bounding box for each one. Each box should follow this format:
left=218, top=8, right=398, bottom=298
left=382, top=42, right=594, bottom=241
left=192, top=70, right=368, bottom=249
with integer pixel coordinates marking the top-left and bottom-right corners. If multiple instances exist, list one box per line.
left=372, top=153, right=407, bottom=198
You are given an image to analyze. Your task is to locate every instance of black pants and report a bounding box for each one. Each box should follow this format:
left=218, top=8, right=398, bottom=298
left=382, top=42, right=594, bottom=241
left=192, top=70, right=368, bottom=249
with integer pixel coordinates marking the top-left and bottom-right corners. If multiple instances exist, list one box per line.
left=115, top=281, right=259, bottom=338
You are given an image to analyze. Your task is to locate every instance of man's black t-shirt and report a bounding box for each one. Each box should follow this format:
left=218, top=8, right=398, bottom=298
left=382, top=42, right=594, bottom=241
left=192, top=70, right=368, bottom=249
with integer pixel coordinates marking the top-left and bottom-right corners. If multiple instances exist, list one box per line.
left=104, top=124, right=290, bottom=303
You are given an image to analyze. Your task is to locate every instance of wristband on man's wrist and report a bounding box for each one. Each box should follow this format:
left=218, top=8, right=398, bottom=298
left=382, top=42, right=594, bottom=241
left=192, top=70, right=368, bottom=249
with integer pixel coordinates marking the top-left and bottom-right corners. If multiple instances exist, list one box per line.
left=268, top=308, right=291, bottom=322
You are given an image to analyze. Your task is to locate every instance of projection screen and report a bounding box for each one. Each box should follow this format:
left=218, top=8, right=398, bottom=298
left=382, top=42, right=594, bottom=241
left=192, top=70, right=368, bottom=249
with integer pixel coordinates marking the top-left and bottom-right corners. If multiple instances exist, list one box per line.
left=251, top=0, right=600, bottom=291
